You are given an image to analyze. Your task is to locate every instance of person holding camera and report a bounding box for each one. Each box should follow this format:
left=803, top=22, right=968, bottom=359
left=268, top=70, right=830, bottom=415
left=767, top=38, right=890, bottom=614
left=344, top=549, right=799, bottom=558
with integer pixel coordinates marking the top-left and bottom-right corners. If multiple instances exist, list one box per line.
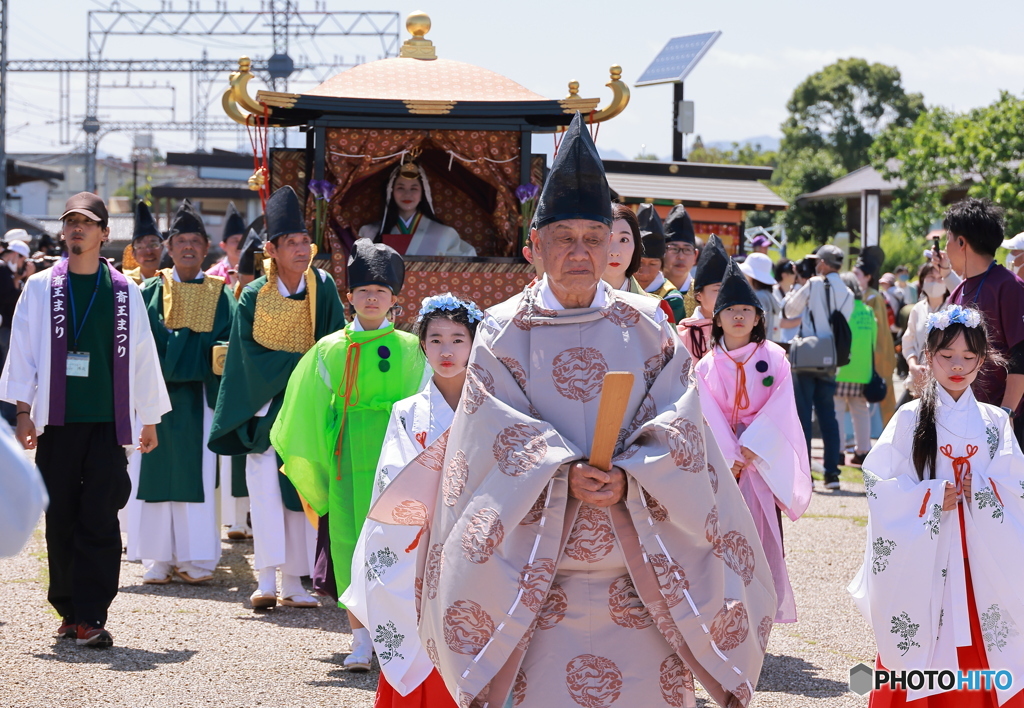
left=781, top=244, right=855, bottom=490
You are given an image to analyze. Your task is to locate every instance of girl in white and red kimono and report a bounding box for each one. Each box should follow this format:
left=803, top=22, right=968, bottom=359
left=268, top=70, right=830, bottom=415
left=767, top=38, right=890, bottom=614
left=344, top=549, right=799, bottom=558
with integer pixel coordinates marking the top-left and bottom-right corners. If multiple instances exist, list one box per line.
left=849, top=304, right=1024, bottom=707
left=695, top=260, right=812, bottom=623
left=342, top=293, right=483, bottom=708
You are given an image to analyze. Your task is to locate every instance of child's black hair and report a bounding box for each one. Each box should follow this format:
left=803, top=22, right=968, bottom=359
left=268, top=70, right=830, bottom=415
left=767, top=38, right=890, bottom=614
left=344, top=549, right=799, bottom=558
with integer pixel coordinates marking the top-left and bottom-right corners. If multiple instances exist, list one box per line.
left=911, top=312, right=1005, bottom=480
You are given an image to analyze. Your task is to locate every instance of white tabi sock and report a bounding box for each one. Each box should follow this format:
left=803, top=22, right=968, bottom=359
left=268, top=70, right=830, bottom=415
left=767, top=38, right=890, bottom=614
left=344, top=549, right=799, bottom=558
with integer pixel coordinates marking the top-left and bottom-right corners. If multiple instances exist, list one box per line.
left=352, top=627, right=372, bottom=650
left=257, top=567, right=277, bottom=595
left=281, top=574, right=308, bottom=599
left=234, top=496, right=250, bottom=525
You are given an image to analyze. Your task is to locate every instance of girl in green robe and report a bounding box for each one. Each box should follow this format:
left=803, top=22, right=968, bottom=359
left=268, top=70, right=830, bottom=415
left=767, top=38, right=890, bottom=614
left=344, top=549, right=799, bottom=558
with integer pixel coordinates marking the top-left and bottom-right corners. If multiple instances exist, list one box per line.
left=271, top=239, right=426, bottom=668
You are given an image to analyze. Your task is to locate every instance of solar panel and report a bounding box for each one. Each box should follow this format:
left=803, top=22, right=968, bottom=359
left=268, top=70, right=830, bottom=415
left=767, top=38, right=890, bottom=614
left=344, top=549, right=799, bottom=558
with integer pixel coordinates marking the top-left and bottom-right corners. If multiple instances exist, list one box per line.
left=636, top=31, right=722, bottom=86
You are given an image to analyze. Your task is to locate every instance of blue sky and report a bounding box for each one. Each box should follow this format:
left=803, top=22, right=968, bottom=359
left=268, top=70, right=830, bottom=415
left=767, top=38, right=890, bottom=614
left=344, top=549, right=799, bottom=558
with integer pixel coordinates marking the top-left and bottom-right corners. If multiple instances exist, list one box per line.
left=7, top=0, right=1024, bottom=162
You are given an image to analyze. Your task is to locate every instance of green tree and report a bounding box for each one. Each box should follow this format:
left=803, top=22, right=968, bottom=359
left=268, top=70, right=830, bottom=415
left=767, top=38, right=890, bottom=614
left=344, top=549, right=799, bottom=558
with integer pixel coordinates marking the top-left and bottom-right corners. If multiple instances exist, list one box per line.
left=773, top=58, right=923, bottom=244
left=782, top=58, right=924, bottom=173
left=687, top=136, right=777, bottom=168
left=774, top=147, right=846, bottom=243
left=872, top=91, right=1024, bottom=236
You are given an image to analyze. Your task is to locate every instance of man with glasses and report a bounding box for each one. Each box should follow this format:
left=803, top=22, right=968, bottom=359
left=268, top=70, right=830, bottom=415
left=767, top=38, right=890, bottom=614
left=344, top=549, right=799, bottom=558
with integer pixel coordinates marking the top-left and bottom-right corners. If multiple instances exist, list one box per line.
left=662, top=204, right=698, bottom=316
left=0, top=192, right=170, bottom=648
left=124, top=200, right=164, bottom=285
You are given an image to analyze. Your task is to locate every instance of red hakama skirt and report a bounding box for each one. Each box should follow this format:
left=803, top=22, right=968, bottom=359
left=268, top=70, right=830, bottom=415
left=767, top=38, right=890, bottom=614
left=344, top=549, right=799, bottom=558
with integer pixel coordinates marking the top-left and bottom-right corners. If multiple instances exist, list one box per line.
left=374, top=668, right=458, bottom=708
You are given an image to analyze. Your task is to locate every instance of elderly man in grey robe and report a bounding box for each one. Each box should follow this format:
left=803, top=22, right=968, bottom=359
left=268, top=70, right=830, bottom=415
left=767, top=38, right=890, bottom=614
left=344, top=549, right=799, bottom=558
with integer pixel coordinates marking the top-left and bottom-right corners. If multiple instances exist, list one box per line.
left=370, top=113, right=776, bottom=708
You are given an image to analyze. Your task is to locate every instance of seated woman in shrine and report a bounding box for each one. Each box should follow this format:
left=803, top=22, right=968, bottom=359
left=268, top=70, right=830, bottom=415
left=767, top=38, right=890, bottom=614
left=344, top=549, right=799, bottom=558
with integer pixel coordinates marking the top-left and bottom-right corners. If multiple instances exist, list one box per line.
left=357, top=160, right=477, bottom=257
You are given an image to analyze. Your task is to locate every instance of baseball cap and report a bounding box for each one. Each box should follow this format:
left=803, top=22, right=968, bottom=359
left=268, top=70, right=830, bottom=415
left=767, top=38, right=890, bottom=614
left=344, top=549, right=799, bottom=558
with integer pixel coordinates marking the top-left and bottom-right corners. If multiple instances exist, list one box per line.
left=61, top=192, right=109, bottom=225
left=750, top=234, right=772, bottom=249
left=815, top=244, right=844, bottom=269
left=6, top=240, right=30, bottom=258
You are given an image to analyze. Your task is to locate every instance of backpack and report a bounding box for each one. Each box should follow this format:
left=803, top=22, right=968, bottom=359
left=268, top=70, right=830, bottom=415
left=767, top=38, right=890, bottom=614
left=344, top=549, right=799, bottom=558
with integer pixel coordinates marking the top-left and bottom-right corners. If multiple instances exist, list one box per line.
left=826, top=278, right=853, bottom=368
left=789, top=277, right=852, bottom=373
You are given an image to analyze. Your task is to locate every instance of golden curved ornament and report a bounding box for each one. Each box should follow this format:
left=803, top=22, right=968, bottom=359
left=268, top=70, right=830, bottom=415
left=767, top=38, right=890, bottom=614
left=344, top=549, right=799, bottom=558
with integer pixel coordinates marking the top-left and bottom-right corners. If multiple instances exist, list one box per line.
left=556, top=65, right=630, bottom=131
left=590, top=65, right=630, bottom=122
left=223, top=56, right=270, bottom=126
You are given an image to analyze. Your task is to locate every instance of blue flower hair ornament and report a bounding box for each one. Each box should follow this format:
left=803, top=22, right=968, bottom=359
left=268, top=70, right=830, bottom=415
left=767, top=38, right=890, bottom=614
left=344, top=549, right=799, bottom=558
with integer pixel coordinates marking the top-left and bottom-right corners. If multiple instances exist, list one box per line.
left=417, top=292, right=484, bottom=324
left=926, top=304, right=982, bottom=333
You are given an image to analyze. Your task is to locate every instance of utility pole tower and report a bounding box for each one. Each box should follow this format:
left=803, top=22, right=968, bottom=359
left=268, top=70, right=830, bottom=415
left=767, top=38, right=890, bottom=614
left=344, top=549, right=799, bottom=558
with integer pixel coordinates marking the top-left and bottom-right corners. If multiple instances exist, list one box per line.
left=7, top=3, right=401, bottom=193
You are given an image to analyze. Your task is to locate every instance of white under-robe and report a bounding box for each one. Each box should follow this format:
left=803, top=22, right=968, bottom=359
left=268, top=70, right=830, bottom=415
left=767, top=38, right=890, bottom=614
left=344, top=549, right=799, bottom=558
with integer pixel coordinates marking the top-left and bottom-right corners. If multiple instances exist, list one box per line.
left=247, top=444, right=316, bottom=575
left=358, top=216, right=477, bottom=258
left=848, top=385, right=1024, bottom=705
left=342, top=379, right=454, bottom=696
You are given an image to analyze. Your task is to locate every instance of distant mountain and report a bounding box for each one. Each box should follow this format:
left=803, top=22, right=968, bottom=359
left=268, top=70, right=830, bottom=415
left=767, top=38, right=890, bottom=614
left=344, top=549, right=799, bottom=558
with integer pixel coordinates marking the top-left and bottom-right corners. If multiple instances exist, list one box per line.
left=704, top=135, right=780, bottom=152
left=597, top=147, right=630, bottom=161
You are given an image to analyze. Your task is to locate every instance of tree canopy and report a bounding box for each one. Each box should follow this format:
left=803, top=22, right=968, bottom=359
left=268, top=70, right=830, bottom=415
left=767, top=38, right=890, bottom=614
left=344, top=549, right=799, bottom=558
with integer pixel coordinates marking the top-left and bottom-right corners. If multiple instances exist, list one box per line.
left=872, top=91, right=1024, bottom=236
left=782, top=58, right=924, bottom=173
left=773, top=58, right=923, bottom=243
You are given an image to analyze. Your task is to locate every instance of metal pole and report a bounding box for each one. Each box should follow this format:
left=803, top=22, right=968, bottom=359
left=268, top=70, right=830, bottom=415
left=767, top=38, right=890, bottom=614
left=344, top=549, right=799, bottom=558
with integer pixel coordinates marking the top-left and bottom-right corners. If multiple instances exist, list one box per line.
left=672, top=82, right=684, bottom=162
left=0, top=0, right=9, bottom=233
left=132, top=155, right=138, bottom=204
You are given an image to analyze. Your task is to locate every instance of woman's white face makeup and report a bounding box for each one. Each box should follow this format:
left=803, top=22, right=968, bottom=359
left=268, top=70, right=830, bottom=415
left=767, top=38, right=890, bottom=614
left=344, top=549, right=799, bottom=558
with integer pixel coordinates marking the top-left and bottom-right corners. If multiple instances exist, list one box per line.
left=604, top=218, right=635, bottom=285
left=929, top=331, right=983, bottom=396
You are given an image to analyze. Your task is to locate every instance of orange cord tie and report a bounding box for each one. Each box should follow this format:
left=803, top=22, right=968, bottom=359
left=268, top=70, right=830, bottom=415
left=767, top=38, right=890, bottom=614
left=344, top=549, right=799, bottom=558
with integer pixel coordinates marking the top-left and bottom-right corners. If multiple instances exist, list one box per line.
left=940, top=444, right=977, bottom=496
left=334, top=331, right=392, bottom=480
left=405, top=526, right=426, bottom=553
left=723, top=348, right=754, bottom=429
left=918, top=488, right=932, bottom=518
left=991, top=479, right=1004, bottom=506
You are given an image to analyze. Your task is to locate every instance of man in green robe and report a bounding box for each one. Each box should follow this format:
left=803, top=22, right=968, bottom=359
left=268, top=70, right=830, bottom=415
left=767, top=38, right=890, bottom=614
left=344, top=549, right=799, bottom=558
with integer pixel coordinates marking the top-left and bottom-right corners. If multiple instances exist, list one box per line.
left=129, top=199, right=236, bottom=585
left=271, top=238, right=425, bottom=669
left=208, top=186, right=346, bottom=610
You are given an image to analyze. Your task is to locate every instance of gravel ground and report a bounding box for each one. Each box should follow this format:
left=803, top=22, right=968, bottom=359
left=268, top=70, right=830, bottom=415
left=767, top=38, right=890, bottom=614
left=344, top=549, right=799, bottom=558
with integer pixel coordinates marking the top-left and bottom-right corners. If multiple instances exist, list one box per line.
left=1, top=457, right=875, bottom=708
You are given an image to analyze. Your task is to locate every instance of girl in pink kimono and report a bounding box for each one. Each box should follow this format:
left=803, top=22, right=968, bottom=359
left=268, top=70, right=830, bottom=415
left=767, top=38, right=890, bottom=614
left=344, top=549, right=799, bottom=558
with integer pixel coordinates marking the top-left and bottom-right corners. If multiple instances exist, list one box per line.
left=694, top=260, right=812, bottom=623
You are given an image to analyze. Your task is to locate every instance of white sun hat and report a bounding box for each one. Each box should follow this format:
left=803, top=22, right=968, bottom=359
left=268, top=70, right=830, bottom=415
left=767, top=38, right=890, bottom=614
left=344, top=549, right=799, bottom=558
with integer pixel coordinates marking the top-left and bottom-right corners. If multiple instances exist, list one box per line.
left=738, top=252, right=777, bottom=285
left=1001, top=232, right=1024, bottom=250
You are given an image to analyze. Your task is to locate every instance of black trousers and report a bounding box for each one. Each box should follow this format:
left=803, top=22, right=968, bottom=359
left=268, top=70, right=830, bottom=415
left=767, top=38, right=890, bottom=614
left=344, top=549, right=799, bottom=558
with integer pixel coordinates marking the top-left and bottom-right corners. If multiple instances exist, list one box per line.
left=35, top=422, right=131, bottom=627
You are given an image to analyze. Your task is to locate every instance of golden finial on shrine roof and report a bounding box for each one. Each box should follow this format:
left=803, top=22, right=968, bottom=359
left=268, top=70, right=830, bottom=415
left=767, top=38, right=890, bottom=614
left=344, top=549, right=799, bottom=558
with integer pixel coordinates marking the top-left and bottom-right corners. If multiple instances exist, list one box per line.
left=400, top=11, right=437, bottom=60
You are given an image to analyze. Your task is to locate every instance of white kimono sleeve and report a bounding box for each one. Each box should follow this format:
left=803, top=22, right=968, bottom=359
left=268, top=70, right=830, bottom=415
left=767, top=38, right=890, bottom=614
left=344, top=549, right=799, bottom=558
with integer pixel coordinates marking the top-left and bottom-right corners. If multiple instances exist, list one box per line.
left=848, top=405, right=956, bottom=676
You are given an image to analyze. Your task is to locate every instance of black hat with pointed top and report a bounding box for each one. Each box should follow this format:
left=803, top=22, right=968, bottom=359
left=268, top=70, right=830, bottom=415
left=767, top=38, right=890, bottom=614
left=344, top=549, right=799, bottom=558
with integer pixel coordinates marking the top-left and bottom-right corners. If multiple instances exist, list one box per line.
left=664, top=204, right=696, bottom=245
left=133, top=200, right=163, bottom=242
left=534, top=112, right=612, bottom=229
left=222, top=202, right=247, bottom=241
left=265, top=185, right=307, bottom=242
left=168, top=198, right=207, bottom=240
left=636, top=203, right=666, bottom=260
left=348, top=237, right=405, bottom=294
left=692, top=233, right=730, bottom=292
left=236, top=228, right=264, bottom=277
left=714, top=258, right=762, bottom=317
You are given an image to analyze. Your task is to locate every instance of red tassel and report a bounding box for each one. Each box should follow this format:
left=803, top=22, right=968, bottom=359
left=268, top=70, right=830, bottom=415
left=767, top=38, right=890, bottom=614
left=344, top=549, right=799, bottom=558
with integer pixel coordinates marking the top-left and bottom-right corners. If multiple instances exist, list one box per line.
left=919, top=488, right=932, bottom=518
left=405, top=526, right=426, bottom=553
left=991, top=480, right=1004, bottom=507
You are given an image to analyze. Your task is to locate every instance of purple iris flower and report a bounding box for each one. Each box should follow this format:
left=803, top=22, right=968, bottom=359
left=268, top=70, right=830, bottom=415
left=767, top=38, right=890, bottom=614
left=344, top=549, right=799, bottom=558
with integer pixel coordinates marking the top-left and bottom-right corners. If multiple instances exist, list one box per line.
left=515, top=184, right=540, bottom=204
left=308, top=179, right=335, bottom=201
